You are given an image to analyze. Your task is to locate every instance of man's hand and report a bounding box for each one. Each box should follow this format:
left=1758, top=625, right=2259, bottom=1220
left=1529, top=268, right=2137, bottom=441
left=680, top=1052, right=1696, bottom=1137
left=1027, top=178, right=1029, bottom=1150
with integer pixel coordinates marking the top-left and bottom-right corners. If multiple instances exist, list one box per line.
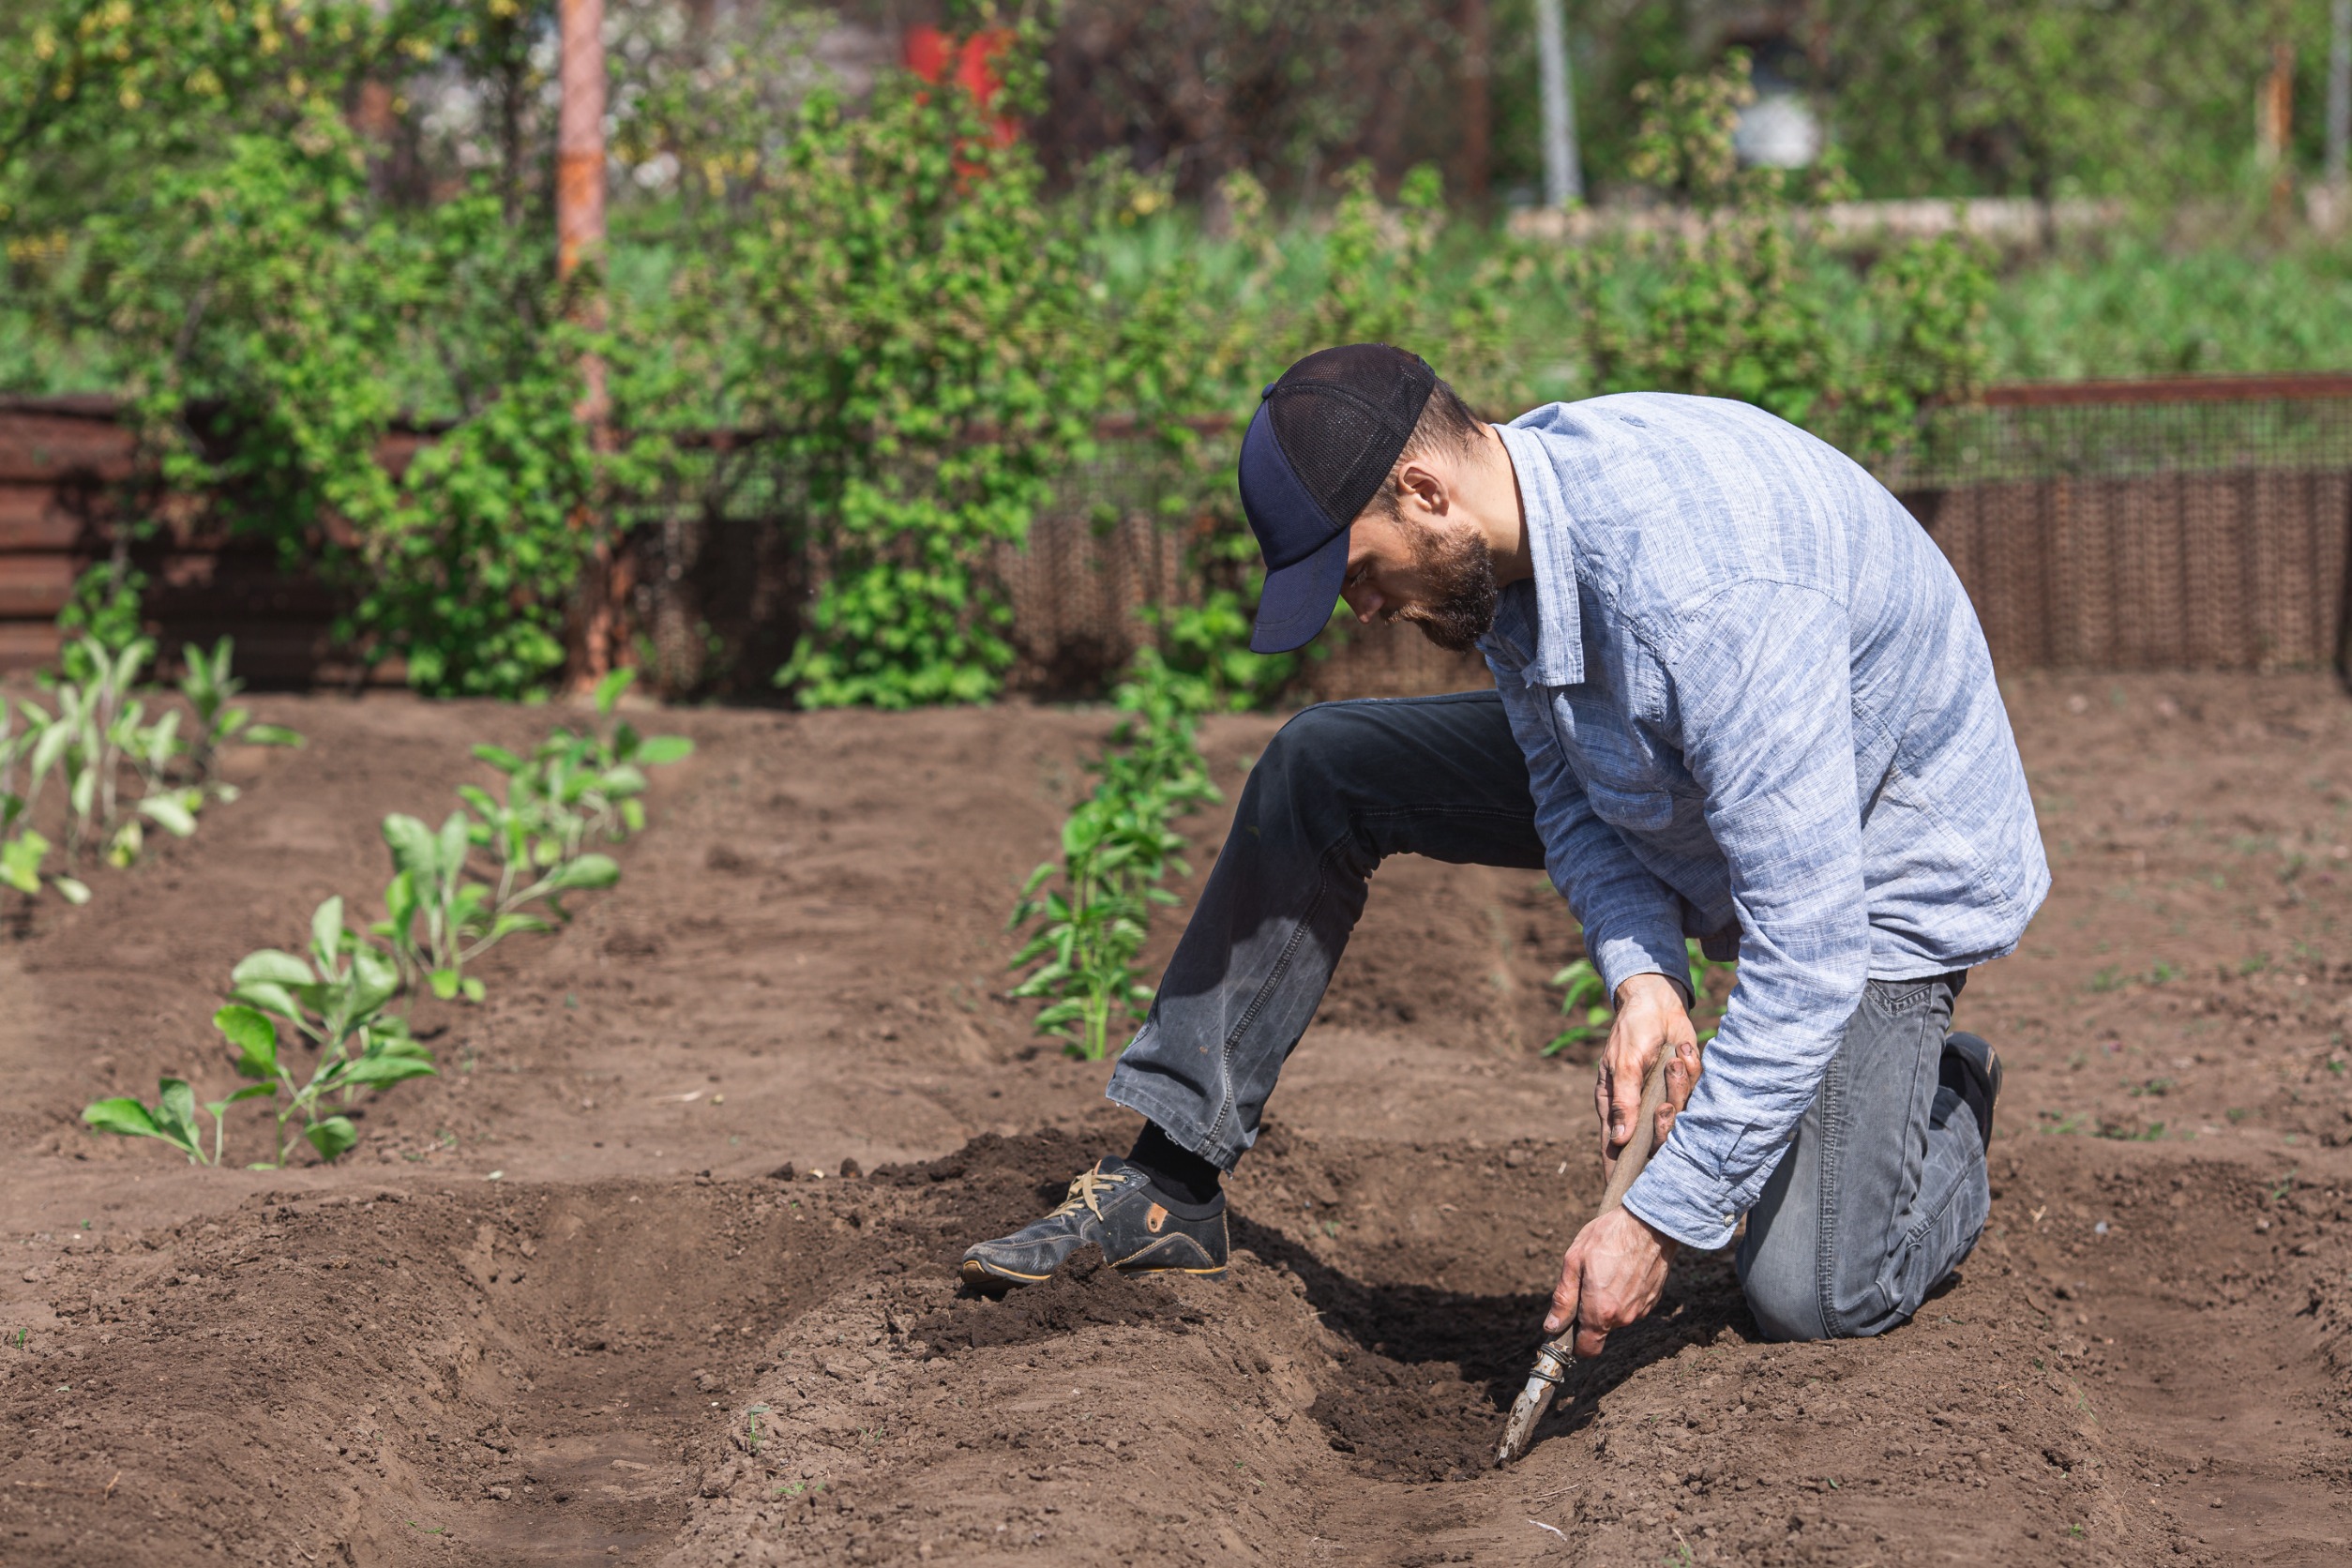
left=1544, top=1207, right=1676, bottom=1356
left=1594, top=972, right=1703, bottom=1177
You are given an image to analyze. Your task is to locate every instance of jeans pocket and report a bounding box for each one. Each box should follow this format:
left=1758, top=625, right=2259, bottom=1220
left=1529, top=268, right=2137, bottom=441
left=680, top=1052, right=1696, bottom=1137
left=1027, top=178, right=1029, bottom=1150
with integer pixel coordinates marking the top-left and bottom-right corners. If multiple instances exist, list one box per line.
left=1871, top=978, right=1944, bottom=1017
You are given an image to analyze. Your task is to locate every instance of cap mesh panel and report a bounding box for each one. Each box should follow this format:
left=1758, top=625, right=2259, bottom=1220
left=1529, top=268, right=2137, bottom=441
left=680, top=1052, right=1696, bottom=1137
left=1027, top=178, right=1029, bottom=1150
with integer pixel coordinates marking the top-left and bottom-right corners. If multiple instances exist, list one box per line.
left=1265, top=344, right=1437, bottom=527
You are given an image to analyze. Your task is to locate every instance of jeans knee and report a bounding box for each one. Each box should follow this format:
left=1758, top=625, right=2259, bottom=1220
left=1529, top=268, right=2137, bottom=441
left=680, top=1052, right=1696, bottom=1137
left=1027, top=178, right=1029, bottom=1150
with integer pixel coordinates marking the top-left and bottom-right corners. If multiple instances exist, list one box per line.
left=1738, top=1264, right=1828, bottom=1343
left=1248, top=701, right=1363, bottom=807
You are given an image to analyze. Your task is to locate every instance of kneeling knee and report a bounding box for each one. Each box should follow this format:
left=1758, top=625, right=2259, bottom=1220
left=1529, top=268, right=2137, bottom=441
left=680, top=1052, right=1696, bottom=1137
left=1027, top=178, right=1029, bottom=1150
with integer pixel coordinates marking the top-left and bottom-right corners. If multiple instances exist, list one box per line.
left=1738, top=1269, right=1829, bottom=1344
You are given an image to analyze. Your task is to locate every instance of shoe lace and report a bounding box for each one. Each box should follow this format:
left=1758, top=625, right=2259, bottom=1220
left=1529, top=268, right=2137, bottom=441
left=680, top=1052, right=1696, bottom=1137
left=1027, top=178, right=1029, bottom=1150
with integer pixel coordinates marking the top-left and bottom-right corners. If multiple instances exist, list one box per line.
left=1049, top=1166, right=1130, bottom=1223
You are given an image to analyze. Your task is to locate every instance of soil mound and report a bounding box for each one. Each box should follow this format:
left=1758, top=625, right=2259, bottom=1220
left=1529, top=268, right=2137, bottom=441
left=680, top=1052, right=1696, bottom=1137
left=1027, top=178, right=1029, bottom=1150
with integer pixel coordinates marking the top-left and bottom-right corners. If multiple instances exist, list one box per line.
left=10, top=680, right=2352, bottom=1563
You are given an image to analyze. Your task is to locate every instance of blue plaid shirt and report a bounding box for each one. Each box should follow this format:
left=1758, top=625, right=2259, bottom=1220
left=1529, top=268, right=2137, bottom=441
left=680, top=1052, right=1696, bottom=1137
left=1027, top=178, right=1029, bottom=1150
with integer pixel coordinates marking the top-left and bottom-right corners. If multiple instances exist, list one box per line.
left=1482, top=395, right=2047, bottom=1251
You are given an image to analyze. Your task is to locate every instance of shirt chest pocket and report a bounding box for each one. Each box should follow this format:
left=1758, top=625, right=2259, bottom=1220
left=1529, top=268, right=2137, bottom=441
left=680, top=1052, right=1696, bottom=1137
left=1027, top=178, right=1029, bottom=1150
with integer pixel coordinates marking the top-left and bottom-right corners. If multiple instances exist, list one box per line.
left=1582, top=778, right=1678, bottom=834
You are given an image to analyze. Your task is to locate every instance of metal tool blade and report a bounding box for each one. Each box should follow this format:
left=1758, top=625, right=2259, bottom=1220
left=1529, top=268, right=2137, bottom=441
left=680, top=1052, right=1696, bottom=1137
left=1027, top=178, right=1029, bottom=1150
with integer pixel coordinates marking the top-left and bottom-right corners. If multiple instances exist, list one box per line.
left=1494, top=1052, right=1671, bottom=1467
left=1494, top=1337, right=1574, bottom=1466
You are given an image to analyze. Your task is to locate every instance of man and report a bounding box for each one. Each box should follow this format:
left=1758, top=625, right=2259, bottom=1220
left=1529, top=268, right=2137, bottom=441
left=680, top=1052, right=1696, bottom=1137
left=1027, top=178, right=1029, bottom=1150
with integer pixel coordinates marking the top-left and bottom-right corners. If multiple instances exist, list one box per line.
left=964, top=343, right=2046, bottom=1351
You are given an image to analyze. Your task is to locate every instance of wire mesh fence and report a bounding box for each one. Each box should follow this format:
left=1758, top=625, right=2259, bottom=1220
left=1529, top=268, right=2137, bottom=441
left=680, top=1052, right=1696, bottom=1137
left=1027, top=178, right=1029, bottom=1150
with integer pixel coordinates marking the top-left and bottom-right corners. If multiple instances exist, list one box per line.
left=1889, top=375, right=2352, bottom=674
left=5, top=376, right=2349, bottom=693
left=355, top=377, right=2352, bottom=694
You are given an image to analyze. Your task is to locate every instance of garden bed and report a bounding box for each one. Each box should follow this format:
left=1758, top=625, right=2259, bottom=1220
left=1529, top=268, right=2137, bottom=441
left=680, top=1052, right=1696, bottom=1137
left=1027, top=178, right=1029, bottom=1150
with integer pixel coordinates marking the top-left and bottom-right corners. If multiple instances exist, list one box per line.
left=4, top=672, right=2352, bottom=1565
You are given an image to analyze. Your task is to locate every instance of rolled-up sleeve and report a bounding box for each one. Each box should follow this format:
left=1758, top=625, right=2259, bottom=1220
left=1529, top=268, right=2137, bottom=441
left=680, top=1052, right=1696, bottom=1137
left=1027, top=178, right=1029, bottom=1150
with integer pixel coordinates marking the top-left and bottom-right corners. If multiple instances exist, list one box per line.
left=1621, top=582, right=1871, bottom=1251
left=1488, top=667, right=1692, bottom=1003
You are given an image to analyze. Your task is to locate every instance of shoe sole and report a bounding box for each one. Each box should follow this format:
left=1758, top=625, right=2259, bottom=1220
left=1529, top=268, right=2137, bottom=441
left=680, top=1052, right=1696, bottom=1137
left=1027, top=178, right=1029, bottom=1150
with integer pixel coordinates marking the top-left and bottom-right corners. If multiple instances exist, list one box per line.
left=961, top=1257, right=1051, bottom=1287
left=959, top=1256, right=1229, bottom=1289
left=1947, top=1032, right=2000, bottom=1153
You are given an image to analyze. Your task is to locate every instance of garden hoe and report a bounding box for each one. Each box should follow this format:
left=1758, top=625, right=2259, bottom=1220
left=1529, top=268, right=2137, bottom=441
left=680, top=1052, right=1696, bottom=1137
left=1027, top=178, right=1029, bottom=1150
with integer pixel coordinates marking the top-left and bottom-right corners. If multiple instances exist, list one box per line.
left=1494, top=1053, right=1669, bottom=1467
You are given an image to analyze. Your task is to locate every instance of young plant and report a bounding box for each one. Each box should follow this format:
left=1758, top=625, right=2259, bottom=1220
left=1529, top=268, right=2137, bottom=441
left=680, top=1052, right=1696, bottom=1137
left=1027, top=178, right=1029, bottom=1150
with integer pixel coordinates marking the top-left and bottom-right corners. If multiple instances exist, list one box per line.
left=82, top=1077, right=264, bottom=1167
left=178, top=635, right=305, bottom=790
left=1543, top=940, right=1738, bottom=1057
left=1008, top=790, right=1192, bottom=1061
left=375, top=810, right=618, bottom=1003
left=467, top=670, right=693, bottom=862
left=213, top=897, right=438, bottom=1166
left=0, top=830, right=91, bottom=907
left=1008, top=648, right=1219, bottom=1060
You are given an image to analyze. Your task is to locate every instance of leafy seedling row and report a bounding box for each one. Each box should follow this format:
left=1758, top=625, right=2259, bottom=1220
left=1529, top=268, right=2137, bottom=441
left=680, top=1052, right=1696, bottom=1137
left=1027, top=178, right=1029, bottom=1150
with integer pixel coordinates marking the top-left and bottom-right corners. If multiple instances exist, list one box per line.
left=84, top=671, right=693, bottom=1167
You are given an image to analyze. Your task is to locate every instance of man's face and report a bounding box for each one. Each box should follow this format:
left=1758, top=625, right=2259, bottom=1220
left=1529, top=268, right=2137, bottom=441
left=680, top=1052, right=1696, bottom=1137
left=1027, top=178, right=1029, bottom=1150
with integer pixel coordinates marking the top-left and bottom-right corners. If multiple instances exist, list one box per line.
left=1339, top=501, right=1499, bottom=653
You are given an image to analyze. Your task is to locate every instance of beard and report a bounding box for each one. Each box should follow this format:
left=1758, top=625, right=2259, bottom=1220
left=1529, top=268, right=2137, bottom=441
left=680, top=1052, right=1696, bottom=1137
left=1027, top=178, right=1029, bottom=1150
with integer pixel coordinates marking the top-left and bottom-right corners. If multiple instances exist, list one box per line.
left=1396, top=520, right=1500, bottom=653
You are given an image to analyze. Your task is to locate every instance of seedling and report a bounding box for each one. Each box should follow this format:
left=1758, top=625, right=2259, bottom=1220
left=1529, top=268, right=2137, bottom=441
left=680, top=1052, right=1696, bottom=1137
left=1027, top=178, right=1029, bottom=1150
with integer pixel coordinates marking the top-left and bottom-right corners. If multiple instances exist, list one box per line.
left=1009, top=651, right=1217, bottom=1060
left=176, top=636, right=304, bottom=788
left=216, top=897, right=441, bottom=1164
left=377, top=811, right=618, bottom=1002
left=1544, top=940, right=1734, bottom=1056
left=0, top=828, right=89, bottom=906
left=380, top=674, right=686, bottom=1002
left=82, top=1077, right=258, bottom=1166
left=1, top=632, right=295, bottom=900
left=87, top=898, right=438, bottom=1166
left=468, top=670, right=694, bottom=860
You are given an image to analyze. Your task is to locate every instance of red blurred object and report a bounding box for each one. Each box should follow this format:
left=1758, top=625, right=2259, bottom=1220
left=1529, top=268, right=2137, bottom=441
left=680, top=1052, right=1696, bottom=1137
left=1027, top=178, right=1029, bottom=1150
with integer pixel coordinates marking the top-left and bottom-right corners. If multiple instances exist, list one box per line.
left=902, top=25, right=1020, bottom=149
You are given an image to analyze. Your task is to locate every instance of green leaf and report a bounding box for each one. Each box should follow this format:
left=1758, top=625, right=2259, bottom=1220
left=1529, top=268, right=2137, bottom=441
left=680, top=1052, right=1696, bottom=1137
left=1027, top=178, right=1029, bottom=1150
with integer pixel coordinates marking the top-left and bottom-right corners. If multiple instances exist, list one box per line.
left=214, top=1004, right=279, bottom=1079
left=231, top=980, right=306, bottom=1023
left=348, top=946, right=400, bottom=1017
left=304, top=1117, right=359, bottom=1162
left=243, top=725, right=304, bottom=747
left=435, top=811, right=472, bottom=882
left=382, top=869, right=417, bottom=937
left=548, top=853, right=619, bottom=891
left=487, top=912, right=553, bottom=942
left=460, top=976, right=486, bottom=1003
left=598, top=763, right=648, bottom=797
left=636, top=736, right=694, bottom=766
left=52, top=877, right=91, bottom=906
left=381, top=814, right=439, bottom=879
left=135, top=794, right=198, bottom=837
left=340, top=1055, right=439, bottom=1087
left=471, top=744, right=526, bottom=775
left=594, top=667, right=637, bottom=715
left=82, top=1097, right=162, bottom=1138
left=155, top=1078, right=201, bottom=1150
left=429, top=969, right=461, bottom=1002
left=309, top=897, right=346, bottom=966
left=233, top=949, right=316, bottom=988
left=619, top=799, right=645, bottom=834
left=0, top=830, right=48, bottom=895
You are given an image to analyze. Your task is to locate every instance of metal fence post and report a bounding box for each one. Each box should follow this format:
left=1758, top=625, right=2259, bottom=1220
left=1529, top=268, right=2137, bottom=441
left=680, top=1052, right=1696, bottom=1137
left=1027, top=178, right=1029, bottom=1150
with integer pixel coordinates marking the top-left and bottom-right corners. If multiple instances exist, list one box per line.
left=1534, top=0, right=1581, bottom=207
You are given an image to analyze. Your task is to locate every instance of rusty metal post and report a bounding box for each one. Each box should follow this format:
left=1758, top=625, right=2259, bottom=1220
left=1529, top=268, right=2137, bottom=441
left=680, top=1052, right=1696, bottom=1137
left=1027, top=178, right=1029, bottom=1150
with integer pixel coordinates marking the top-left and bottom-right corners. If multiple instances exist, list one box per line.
left=558, top=0, right=609, bottom=407
left=2262, top=38, right=2296, bottom=235
left=558, top=0, right=621, bottom=684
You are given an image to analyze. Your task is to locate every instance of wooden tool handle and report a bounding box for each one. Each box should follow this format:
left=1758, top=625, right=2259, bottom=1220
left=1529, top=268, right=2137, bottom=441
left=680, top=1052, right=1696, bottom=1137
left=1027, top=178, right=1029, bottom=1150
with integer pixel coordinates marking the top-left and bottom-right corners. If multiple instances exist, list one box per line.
left=1596, top=1049, right=1672, bottom=1214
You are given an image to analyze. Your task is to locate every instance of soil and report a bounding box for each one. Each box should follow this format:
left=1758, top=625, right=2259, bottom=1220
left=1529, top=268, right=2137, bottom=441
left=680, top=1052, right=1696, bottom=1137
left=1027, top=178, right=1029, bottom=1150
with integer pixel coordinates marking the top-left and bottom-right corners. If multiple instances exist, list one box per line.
left=4, top=671, right=2352, bottom=1565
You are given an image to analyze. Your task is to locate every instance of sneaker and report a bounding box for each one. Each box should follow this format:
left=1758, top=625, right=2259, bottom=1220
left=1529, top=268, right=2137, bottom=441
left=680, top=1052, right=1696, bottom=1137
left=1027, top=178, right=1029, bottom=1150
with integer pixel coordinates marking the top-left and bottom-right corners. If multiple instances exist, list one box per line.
left=960, top=1157, right=1229, bottom=1289
left=1941, top=1031, right=2001, bottom=1153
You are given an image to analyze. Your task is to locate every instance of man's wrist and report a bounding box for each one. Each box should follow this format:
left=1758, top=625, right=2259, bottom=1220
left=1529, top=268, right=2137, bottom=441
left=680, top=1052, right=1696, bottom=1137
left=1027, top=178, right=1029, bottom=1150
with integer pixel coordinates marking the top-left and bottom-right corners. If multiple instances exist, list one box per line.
left=1621, top=1205, right=1680, bottom=1259
left=1615, top=970, right=1690, bottom=1010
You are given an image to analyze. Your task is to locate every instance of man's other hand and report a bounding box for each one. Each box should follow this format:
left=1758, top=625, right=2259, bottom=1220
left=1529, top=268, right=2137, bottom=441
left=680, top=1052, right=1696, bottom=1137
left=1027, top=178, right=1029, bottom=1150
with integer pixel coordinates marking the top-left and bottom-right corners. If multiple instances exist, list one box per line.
left=1543, top=1207, right=1676, bottom=1355
left=1595, top=972, right=1702, bottom=1172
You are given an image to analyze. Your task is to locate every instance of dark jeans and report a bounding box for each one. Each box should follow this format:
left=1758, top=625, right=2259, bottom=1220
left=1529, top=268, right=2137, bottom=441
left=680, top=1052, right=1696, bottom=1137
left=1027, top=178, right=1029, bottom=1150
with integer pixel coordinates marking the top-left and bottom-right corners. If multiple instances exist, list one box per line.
left=1106, top=689, right=1990, bottom=1343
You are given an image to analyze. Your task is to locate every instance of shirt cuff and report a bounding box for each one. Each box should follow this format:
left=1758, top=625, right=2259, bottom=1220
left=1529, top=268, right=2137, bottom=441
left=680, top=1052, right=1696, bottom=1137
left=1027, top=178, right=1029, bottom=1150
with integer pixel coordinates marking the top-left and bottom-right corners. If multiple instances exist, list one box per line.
left=1621, top=1137, right=1739, bottom=1252
left=1587, top=927, right=1694, bottom=1007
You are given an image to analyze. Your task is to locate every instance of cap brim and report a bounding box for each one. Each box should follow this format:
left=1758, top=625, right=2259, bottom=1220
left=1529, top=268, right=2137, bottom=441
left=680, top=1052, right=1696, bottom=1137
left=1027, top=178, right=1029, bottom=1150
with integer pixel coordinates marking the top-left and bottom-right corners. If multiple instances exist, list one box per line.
left=1249, top=525, right=1350, bottom=654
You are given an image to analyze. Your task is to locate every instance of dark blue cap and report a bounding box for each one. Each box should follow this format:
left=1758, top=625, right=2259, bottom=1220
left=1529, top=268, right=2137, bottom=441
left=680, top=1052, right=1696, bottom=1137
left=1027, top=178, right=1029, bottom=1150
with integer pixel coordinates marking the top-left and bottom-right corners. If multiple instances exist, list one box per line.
left=1237, top=344, right=1437, bottom=654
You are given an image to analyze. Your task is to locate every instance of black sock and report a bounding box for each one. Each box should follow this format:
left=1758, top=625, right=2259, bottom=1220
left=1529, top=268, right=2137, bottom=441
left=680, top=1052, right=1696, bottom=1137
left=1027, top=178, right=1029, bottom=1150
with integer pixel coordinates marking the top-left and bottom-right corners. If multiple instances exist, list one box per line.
left=1125, top=1122, right=1225, bottom=1211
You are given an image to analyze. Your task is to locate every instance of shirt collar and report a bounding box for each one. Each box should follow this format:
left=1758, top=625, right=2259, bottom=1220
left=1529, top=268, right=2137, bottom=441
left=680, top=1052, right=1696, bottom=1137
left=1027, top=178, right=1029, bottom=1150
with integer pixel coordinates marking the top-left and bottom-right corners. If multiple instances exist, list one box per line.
left=1492, top=421, right=1585, bottom=686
